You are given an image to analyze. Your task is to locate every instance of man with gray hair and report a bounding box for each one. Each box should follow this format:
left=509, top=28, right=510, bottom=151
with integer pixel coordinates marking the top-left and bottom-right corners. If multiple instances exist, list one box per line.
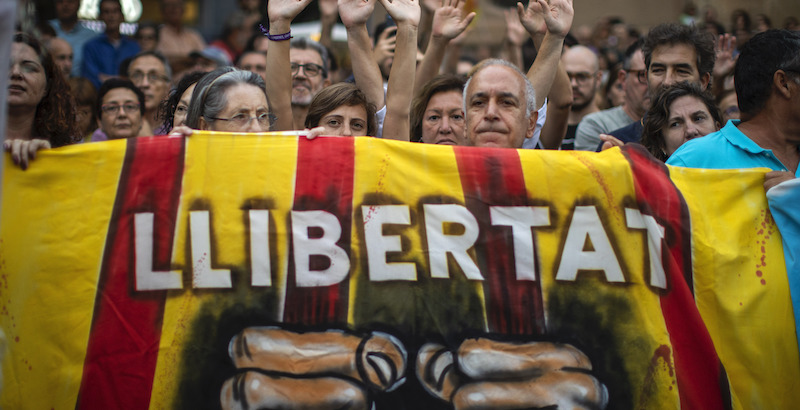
left=289, top=38, right=332, bottom=127
left=463, top=0, right=572, bottom=149
left=464, top=59, right=538, bottom=149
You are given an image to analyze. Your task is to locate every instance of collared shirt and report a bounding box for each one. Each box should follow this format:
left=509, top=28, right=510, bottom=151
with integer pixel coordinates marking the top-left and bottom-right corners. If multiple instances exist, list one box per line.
left=81, top=33, right=141, bottom=88
left=667, top=120, right=799, bottom=175
left=49, top=19, right=97, bottom=77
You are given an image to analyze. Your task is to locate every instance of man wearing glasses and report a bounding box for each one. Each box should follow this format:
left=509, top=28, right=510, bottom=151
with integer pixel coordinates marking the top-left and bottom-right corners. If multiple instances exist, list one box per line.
left=95, top=78, right=145, bottom=140
left=289, top=38, right=332, bottom=127
left=574, top=40, right=648, bottom=151
left=128, top=51, right=172, bottom=135
left=561, top=45, right=602, bottom=150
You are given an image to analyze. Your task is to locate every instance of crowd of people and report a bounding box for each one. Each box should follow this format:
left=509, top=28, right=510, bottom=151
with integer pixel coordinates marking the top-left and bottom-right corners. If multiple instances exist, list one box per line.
left=3, top=0, right=799, bottom=191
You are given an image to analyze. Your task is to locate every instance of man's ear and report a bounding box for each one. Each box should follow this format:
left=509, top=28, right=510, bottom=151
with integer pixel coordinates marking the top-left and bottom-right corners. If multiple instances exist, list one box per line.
left=198, top=116, right=209, bottom=131
left=526, top=111, right=539, bottom=139
left=618, top=69, right=628, bottom=90
left=775, top=70, right=794, bottom=99
left=701, top=72, right=711, bottom=90
left=323, top=78, right=332, bottom=88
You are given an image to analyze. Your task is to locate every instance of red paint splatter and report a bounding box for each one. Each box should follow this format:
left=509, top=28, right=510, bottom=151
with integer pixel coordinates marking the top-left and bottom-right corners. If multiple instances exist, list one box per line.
left=14, top=336, right=19, bottom=343
left=761, top=256, right=766, bottom=266
left=739, top=302, right=743, bottom=306
left=761, top=279, right=766, bottom=285
left=756, top=270, right=763, bottom=277
left=761, top=246, right=766, bottom=253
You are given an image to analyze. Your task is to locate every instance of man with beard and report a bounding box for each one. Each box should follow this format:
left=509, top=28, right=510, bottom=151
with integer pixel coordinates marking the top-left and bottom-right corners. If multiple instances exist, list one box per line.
left=604, top=23, right=715, bottom=146
left=574, top=41, right=649, bottom=151
left=560, top=45, right=601, bottom=149
left=289, top=38, right=332, bottom=128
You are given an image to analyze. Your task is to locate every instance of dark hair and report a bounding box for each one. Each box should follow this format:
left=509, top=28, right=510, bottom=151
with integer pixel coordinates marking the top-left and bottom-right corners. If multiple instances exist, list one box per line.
left=185, top=67, right=270, bottom=129
left=304, top=83, right=377, bottom=136
left=642, top=23, right=715, bottom=85
left=68, top=77, right=98, bottom=135
left=621, top=37, right=643, bottom=70
left=96, top=78, right=146, bottom=119
left=641, top=82, right=721, bottom=161
left=290, top=38, right=330, bottom=78
left=410, top=74, right=466, bottom=142
left=98, top=0, right=122, bottom=14
left=158, top=71, right=206, bottom=131
left=12, top=32, right=79, bottom=147
left=127, top=50, right=173, bottom=81
left=134, top=21, right=160, bottom=43
left=734, top=29, right=800, bottom=118
left=731, top=9, right=751, bottom=32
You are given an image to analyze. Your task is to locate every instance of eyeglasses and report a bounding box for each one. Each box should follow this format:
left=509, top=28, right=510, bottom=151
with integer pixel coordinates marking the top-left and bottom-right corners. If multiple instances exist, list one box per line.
left=208, top=112, right=277, bottom=128
left=291, top=62, right=325, bottom=78
left=627, top=69, right=648, bottom=84
left=130, top=71, right=169, bottom=84
left=101, top=103, right=140, bottom=115
left=567, top=71, right=597, bottom=84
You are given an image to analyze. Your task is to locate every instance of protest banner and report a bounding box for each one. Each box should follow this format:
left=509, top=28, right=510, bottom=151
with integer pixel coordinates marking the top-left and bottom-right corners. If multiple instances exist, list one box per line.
left=1, top=133, right=797, bottom=409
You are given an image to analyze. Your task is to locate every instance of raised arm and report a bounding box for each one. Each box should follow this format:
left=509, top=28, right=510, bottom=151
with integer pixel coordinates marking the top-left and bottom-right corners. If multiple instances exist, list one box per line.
left=266, top=0, right=314, bottom=130
left=378, top=0, right=420, bottom=141
left=318, top=0, right=338, bottom=50
left=503, top=7, right=527, bottom=69
left=518, top=0, right=572, bottom=110
left=339, top=0, right=386, bottom=110
left=415, top=0, right=474, bottom=94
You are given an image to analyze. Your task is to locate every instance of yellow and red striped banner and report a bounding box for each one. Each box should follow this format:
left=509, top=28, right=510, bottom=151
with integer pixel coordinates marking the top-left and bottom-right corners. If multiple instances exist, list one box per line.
left=1, top=133, right=797, bottom=409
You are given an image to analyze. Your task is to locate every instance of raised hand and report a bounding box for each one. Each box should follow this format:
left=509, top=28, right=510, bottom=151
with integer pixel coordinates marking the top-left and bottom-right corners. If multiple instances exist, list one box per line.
left=713, top=33, right=737, bottom=78
left=378, top=0, right=421, bottom=26
left=432, top=0, right=475, bottom=40
left=516, top=0, right=546, bottom=36
left=319, top=0, right=339, bottom=23
left=504, top=7, right=527, bottom=46
left=338, top=0, right=376, bottom=28
left=538, top=0, right=573, bottom=37
left=373, top=26, right=397, bottom=64
left=268, top=0, right=313, bottom=25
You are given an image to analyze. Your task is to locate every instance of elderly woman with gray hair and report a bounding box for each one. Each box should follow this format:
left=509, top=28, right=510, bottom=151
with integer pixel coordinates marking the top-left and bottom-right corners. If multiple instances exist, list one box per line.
left=184, top=67, right=275, bottom=133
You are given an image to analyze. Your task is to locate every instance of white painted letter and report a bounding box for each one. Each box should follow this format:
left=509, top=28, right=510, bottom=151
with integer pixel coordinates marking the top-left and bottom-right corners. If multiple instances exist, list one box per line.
left=556, top=206, right=624, bottom=283
left=134, top=212, right=182, bottom=290
left=423, top=204, right=482, bottom=280
left=249, top=210, right=271, bottom=286
left=362, top=205, right=416, bottom=281
left=190, top=211, right=232, bottom=288
left=490, top=206, right=551, bottom=281
left=625, top=208, right=667, bottom=289
left=292, top=210, right=350, bottom=287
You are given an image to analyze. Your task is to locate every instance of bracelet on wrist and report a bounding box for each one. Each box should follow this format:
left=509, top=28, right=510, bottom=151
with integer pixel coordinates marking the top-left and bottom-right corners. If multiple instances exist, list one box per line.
left=259, top=24, right=292, bottom=41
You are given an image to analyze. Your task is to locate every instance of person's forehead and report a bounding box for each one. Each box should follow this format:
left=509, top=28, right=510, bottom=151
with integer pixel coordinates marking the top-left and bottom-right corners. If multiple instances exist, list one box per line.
left=563, top=47, right=598, bottom=71
left=100, top=1, right=121, bottom=11
left=104, top=88, right=138, bottom=103
left=12, top=42, right=39, bottom=60
left=50, top=38, right=72, bottom=52
left=324, top=104, right=367, bottom=120
left=469, top=65, right=524, bottom=96
left=240, top=53, right=266, bottom=66
left=290, top=48, right=323, bottom=65
left=130, top=55, right=166, bottom=73
left=427, top=90, right=462, bottom=110
left=222, top=84, right=268, bottom=108
left=630, top=50, right=646, bottom=71
left=650, top=43, right=698, bottom=68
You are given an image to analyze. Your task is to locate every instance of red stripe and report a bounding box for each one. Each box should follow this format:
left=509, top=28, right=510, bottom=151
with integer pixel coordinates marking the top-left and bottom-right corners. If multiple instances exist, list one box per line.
left=283, top=137, right=355, bottom=325
left=624, top=145, right=728, bottom=409
left=77, top=136, right=185, bottom=409
left=454, top=147, right=545, bottom=335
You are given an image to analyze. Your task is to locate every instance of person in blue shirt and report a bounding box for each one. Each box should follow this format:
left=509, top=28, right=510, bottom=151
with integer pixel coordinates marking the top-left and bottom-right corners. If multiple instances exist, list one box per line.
left=81, top=0, right=140, bottom=88
left=667, top=29, right=800, bottom=348
left=49, top=0, right=96, bottom=78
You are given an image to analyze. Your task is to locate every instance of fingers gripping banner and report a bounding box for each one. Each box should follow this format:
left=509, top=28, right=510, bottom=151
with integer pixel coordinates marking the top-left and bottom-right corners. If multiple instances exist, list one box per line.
left=1, top=134, right=797, bottom=409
